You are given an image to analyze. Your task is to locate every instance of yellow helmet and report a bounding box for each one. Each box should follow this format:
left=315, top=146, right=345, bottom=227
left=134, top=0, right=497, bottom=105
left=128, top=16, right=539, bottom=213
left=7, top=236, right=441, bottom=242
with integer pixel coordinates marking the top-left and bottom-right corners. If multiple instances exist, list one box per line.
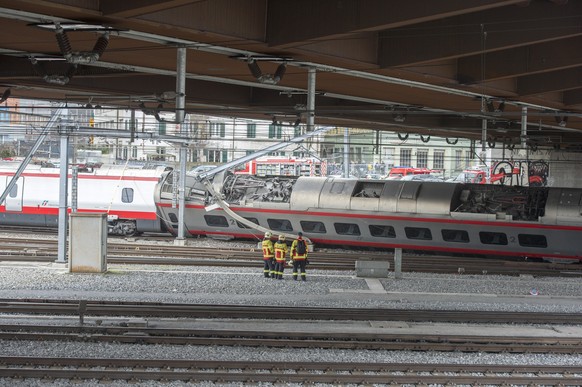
left=279, top=235, right=286, bottom=241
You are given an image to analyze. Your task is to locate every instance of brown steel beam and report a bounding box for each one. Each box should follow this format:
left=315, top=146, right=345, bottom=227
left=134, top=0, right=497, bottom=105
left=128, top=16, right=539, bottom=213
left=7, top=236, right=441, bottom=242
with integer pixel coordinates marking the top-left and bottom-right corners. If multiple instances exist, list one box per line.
left=457, top=35, right=582, bottom=84
left=517, top=68, right=582, bottom=96
left=378, top=0, right=579, bottom=67
left=266, top=0, right=524, bottom=48
left=100, top=0, right=203, bottom=18
left=563, top=89, right=582, bottom=106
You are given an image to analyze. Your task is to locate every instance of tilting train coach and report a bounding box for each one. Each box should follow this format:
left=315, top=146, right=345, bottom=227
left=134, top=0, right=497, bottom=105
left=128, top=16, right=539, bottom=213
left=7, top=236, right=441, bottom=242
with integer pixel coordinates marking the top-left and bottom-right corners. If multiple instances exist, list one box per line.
left=155, top=171, right=582, bottom=262
left=0, top=164, right=170, bottom=236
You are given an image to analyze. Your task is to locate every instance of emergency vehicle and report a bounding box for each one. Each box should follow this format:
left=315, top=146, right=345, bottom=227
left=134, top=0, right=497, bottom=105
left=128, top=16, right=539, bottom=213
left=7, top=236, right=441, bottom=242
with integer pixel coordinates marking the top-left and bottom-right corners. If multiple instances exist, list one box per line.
left=235, top=156, right=326, bottom=177
left=386, top=167, right=433, bottom=180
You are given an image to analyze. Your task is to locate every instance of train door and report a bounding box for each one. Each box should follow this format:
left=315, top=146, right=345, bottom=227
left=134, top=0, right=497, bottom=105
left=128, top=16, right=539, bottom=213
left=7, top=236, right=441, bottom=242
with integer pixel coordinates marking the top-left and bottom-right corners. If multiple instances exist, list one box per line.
left=4, top=176, right=23, bottom=211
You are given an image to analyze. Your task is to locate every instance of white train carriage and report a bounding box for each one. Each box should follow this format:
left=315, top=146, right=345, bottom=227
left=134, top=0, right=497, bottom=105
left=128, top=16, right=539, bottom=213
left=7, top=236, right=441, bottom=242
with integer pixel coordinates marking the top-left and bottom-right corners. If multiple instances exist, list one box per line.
left=0, top=164, right=170, bottom=235
left=155, top=172, right=582, bottom=261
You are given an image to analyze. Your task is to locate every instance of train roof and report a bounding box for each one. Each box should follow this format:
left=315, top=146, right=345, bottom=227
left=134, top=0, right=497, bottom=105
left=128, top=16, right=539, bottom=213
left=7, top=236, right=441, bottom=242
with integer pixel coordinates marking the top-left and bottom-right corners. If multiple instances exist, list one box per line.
left=0, top=163, right=172, bottom=177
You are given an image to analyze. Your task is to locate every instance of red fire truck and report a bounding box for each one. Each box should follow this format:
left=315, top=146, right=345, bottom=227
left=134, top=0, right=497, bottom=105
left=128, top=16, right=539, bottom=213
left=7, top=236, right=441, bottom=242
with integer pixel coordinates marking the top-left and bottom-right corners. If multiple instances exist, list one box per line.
left=386, top=167, right=434, bottom=180
left=235, top=156, right=326, bottom=177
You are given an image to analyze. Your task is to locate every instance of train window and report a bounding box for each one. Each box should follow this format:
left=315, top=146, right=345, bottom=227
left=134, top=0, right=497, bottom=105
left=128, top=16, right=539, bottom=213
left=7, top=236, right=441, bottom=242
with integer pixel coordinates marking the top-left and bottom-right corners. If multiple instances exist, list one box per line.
left=237, top=217, right=260, bottom=229
left=121, top=188, right=134, bottom=203
left=334, top=223, right=361, bottom=236
left=441, top=229, right=469, bottom=243
left=168, top=213, right=178, bottom=223
left=161, top=172, right=175, bottom=193
left=8, top=184, right=17, bottom=198
left=300, top=221, right=327, bottom=234
left=479, top=231, right=508, bottom=245
left=330, top=182, right=345, bottom=194
left=267, top=219, right=293, bottom=232
left=369, top=225, right=396, bottom=238
left=405, top=227, right=432, bottom=240
left=518, top=234, right=547, bottom=248
left=204, top=215, right=229, bottom=227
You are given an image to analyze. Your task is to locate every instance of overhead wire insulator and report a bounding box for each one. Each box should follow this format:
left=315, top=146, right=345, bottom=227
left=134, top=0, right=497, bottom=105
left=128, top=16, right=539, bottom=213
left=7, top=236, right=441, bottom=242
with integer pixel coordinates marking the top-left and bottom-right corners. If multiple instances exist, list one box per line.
left=247, top=59, right=263, bottom=79
left=92, top=32, right=110, bottom=57
left=54, top=23, right=73, bottom=58
left=273, top=63, right=286, bottom=83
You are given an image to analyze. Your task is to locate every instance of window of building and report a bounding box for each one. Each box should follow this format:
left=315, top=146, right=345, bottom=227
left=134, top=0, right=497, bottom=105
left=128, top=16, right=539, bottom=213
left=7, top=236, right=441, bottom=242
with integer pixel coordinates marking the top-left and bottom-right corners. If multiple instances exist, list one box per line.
left=206, top=150, right=221, bottom=163
left=300, top=220, right=327, bottom=234
left=465, top=149, right=472, bottom=167
left=369, top=225, right=396, bottom=238
left=121, top=188, right=134, bottom=203
left=400, top=148, right=412, bottom=166
left=294, top=125, right=301, bottom=137
left=518, top=234, right=547, bottom=248
left=246, top=123, right=256, bottom=138
left=210, top=122, right=226, bottom=137
left=267, top=218, right=293, bottom=232
left=441, top=229, right=469, bottom=243
left=204, top=215, right=229, bottom=227
left=189, top=149, right=198, bottom=162
left=405, top=227, right=432, bottom=240
left=158, top=121, right=166, bottom=135
left=355, top=147, right=362, bottom=163
left=334, top=222, right=361, bottom=236
left=433, top=150, right=445, bottom=170
left=455, top=150, right=463, bottom=169
left=383, top=147, right=395, bottom=167
left=479, top=231, right=508, bottom=245
left=268, top=124, right=282, bottom=139
left=417, top=149, right=428, bottom=168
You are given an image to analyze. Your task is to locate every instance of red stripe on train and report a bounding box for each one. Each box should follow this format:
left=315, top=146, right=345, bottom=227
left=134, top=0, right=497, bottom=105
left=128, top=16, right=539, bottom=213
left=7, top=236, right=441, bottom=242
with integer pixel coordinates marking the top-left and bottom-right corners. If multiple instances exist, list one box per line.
left=0, top=172, right=160, bottom=181
left=0, top=206, right=157, bottom=220
left=183, top=229, right=580, bottom=260
left=156, top=203, right=582, bottom=232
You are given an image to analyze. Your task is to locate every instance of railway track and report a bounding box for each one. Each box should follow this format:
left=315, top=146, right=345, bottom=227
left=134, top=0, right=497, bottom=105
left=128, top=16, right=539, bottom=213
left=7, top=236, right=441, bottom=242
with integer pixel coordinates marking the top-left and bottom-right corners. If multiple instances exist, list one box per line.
left=2, top=298, right=582, bottom=324
left=0, top=235, right=581, bottom=277
left=0, top=357, right=580, bottom=385
left=2, top=320, right=582, bottom=353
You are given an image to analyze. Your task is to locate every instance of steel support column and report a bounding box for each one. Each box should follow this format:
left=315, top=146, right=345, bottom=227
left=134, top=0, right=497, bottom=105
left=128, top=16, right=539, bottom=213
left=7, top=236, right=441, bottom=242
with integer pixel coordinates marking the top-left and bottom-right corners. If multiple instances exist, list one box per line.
left=176, top=46, right=187, bottom=240
left=343, top=127, right=350, bottom=178
left=307, top=67, right=316, bottom=132
left=57, top=131, right=70, bottom=263
left=521, top=106, right=528, bottom=149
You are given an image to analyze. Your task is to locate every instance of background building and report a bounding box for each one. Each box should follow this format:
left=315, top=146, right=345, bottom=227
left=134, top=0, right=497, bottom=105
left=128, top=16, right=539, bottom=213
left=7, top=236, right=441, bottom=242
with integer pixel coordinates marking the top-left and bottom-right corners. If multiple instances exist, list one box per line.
left=1, top=99, right=479, bottom=179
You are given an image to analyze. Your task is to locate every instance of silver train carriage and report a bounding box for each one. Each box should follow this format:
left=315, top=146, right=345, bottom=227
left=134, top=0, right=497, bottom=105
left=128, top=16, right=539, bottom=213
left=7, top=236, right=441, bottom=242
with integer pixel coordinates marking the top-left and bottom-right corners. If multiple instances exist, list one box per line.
left=155, top=171, right=582, bottom=261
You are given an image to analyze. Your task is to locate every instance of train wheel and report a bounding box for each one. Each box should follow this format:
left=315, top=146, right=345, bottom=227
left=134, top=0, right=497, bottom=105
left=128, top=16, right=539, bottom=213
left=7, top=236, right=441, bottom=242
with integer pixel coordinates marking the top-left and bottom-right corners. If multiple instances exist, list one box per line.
left=121, top=221, right=138, bottom=236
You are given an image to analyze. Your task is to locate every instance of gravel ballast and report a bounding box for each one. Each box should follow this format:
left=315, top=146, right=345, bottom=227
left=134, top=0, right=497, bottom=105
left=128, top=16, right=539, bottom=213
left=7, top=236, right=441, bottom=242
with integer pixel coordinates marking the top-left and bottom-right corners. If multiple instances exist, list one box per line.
left=1, top=236, right=582, bottom=386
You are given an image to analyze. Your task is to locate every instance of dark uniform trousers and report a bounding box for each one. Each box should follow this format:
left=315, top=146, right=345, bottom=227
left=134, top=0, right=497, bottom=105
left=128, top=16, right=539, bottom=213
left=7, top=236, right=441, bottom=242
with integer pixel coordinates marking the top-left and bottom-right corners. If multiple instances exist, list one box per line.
left=292, top=259, right=307, bottom=281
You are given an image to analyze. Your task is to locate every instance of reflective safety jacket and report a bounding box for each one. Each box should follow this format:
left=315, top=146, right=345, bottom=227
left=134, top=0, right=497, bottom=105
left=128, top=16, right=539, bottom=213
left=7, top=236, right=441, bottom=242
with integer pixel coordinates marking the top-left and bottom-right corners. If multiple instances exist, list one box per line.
left=274, top=240, right=288, bottom=262
left=291, top=238, right=308, bottom=260
left=261, top=239, right=274, bottom=259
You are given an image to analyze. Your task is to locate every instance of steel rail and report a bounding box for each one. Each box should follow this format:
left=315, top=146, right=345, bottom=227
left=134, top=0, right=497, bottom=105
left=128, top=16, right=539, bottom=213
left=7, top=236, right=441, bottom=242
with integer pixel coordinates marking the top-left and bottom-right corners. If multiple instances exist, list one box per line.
left=1, top=299, right=582, bottom=324
left=0, top=357, right=581, bottom=385
left=1, top=324, right=581, bottom=353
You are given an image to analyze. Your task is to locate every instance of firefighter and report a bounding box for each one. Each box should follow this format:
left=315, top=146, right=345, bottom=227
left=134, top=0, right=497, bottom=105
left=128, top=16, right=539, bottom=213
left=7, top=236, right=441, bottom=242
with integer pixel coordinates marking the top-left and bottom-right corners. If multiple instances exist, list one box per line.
left=261, top=231, right=275, bottom=278
left=273, top=235, right=288, bottom=280
left=291, top=232, right=308, bottom=281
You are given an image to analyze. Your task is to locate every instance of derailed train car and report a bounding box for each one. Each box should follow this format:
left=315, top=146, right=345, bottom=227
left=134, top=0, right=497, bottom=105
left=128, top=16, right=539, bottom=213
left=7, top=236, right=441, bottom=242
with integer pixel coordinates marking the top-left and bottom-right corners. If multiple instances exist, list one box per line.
left=155, top=171, right=582, bottom=261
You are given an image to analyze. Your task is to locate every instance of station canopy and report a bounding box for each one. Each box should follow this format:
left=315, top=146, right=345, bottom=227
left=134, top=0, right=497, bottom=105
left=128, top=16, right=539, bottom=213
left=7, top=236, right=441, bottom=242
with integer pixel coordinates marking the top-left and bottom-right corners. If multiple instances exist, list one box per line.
left=1, top=1, right=582, bottom=150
